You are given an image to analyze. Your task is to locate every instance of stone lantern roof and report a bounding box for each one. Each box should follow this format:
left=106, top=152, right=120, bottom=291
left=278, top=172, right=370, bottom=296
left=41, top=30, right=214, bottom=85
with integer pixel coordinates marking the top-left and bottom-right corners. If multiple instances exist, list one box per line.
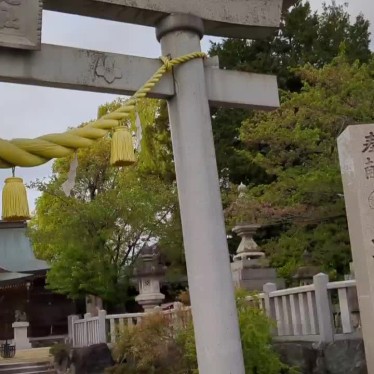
left=133, top=244, right=167, bottom=278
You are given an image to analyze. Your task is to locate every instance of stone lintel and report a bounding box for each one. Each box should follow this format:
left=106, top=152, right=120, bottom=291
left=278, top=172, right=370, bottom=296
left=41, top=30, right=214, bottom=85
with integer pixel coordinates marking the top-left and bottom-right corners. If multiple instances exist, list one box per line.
left=43, top=0, right=296, bottom=39
left=0, top=44, right=280, bottom=110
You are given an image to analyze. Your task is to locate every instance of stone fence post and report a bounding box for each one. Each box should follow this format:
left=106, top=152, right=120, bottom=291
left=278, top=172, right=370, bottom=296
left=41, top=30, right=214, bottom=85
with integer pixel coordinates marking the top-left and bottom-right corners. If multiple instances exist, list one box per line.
left=263, top=282, right=277, bottom=319
left=313, top=273, right=334, bottom=343
left=263, top=282, right=277, bottom=335
left=83, top=313, right=91, bottom=347
left=98, top=310, right=107, bottom=343
left=67, top=315, right=79, bottom=345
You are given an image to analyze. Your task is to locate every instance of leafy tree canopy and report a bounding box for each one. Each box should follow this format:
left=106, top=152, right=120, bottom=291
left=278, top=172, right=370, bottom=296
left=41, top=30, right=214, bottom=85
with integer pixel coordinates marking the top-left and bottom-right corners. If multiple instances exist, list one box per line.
left=209, top=0, right=372, bottom=185
left=29, top=99, right=181, bottom=306
left=226, top=55, right=374, bottom=281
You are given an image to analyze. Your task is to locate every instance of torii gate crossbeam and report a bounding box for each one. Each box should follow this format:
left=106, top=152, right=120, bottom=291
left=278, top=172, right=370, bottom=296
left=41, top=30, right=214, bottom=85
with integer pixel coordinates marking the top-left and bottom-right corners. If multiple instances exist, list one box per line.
left=0, top=44, right=279, bottom=110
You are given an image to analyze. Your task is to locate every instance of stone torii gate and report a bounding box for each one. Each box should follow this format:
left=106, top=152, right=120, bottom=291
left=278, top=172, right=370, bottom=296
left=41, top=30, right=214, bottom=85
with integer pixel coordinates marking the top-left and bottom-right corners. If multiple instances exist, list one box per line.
left=0, top=1, right=294, bottom=372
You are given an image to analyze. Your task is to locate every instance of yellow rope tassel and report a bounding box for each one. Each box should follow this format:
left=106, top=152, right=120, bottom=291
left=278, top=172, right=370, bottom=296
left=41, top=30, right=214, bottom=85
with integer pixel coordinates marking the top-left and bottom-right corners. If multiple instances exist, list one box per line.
left=2, top=177, right=30, bottom=221
left=110, top=127, right=136, bottom=167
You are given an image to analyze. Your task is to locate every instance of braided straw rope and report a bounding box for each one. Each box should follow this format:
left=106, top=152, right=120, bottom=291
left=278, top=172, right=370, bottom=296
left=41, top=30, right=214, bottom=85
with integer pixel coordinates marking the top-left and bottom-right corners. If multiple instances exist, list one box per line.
left=0, top=52, right=206, bottom=169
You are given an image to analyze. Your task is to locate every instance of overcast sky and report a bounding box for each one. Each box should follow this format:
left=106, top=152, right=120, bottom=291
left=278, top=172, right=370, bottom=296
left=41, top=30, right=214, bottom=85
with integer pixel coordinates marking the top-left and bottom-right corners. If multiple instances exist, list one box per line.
left=0, top=0, right=372, bottom=215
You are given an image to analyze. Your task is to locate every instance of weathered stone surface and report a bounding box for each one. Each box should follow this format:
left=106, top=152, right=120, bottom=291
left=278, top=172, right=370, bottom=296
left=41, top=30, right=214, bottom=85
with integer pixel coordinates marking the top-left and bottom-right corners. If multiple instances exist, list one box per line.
left=0, top=44, right=279, bottom=110
left=71, top=343, right=114, bottom=374
left=0, top=0, right=42, bottom=50
left=231, top=224, right=285, bottom=291
left=338, top=124, right=374, bottom=372
left=324, top=340, right=367, bottom=374
left=273, top=339, right=367, bottom=374
left=274, top=342, right=319, bottom=374
left=44, top=0, right=295, bottom=39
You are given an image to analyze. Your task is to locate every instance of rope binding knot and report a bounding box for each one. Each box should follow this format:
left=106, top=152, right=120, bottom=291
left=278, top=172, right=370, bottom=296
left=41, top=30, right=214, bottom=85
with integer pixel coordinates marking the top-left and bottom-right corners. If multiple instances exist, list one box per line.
left=160, top=56, right=173, bottom=71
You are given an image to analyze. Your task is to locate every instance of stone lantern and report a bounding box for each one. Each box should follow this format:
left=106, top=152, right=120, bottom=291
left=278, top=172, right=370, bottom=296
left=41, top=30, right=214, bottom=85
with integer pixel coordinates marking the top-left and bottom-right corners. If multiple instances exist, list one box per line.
left=133, top=244, right=166, bottom=312
left=231, top=223, right=285, bottom=291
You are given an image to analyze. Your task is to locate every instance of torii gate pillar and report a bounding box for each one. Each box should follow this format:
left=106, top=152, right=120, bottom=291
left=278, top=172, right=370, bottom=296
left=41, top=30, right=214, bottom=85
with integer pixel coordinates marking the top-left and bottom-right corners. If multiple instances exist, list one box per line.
left=156, top=15, right=245, bottom=373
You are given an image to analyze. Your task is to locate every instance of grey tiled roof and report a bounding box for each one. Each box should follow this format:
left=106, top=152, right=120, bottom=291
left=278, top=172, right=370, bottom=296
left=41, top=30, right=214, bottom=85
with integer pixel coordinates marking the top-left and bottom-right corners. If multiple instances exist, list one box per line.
left=0, top=271, right=33, bottom=285
left=0, top=224, right=49, bottom=273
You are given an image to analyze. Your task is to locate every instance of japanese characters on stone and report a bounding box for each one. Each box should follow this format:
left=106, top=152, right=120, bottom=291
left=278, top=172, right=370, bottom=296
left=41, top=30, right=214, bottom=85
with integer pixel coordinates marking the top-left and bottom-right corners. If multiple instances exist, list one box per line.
left=0, top=0, right=21, bottom=30
left=0, top=0, right=42, bottom=50
left=362, top=132, right=374, bottom=180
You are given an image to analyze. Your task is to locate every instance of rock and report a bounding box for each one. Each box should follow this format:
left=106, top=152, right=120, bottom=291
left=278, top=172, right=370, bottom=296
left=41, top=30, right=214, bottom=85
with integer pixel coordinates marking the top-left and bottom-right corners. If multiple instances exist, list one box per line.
left=71, top=343, right=114, bottom=374
left=273, top=339, right=367, bottom=374
left=273, top=342, right=318, bottom=373
left=324, top=339, right=367, bottom=374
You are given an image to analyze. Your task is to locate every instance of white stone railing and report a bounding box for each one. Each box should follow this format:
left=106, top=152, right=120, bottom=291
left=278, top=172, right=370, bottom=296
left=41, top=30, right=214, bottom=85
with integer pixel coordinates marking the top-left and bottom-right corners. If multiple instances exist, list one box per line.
left=68, top=303, right=192, bottom=347
left=69, top=311, right=107, bottom=348
left=106, top=312, right=145, bottom=344
left=68, top=274, right=360, bottom=347
left=106, top=306, right=192, bottom=344
left=249, top=273, right=361, bottom=342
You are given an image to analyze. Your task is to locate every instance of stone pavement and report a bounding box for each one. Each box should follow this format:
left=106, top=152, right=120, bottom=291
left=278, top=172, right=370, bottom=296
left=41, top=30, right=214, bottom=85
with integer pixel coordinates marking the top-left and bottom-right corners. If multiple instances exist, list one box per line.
left=0, top=347, right=51, bottom=364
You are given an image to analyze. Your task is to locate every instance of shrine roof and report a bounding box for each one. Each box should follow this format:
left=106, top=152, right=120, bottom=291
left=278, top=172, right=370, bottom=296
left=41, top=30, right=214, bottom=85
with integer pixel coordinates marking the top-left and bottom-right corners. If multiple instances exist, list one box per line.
left=0, top=272, right=33, bottom=286
left=0, top=221, right=50, bottom=273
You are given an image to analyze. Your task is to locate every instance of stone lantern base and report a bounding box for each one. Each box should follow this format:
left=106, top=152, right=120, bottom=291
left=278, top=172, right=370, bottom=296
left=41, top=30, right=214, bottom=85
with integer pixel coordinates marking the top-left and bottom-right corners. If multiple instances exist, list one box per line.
left=136, top=293, right=165, bottom=312
left=231, top=261, right=285, bottom=291
left=231, top=223, right=285, bottom=291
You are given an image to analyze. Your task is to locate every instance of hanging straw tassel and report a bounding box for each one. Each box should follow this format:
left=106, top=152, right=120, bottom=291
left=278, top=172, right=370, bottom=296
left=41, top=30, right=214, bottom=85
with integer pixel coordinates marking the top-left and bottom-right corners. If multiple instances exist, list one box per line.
left=2, top=177, right=30, bottom=221
left=110, top=127, right=136, bottom=167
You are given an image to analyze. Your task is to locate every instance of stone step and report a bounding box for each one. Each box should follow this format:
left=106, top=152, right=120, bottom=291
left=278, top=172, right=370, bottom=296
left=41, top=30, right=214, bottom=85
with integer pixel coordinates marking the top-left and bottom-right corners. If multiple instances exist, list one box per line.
left=1, top=371, right=55, bottom=374
left=10, top=371, right=55, bottom=374
left=0, top=362, right=55, bottom=374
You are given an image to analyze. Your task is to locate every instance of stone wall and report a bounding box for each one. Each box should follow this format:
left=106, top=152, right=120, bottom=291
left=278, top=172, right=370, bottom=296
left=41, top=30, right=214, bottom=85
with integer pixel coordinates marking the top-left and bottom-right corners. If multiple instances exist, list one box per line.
left=273, top=339, right=367, bottom=374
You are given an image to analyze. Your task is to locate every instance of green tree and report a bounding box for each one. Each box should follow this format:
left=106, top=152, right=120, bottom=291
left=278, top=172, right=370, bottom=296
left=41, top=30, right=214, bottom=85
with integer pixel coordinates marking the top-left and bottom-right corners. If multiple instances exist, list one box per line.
left=138, top=100, right=176, bottom=183
left=29, top=99, right=181, bottom=306
left=210, top=1, right=371, bottom=91
left=209, top=1, right=371, bottom=184
left=227, top=55, right=374, bottom=281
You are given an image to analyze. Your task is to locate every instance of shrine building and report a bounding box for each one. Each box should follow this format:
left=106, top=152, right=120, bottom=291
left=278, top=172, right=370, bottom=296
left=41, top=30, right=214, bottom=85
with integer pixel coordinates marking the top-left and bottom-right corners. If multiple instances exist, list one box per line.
left=0, top=220, right=75, bottom=343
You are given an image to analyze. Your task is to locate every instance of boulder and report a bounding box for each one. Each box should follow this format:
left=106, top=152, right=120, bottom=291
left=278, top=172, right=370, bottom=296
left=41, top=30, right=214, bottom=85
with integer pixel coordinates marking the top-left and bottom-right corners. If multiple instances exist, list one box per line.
left=324, top=339, right=367, bottom=374
left=71, top=343, right=114, bottom=374
left=273, top=339, right=367, bottom=374
left=273, top=341, right=320, bottom=373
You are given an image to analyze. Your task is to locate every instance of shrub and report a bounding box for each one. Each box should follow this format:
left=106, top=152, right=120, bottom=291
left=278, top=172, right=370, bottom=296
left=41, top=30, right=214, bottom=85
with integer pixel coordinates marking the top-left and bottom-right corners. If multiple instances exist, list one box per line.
left=108, top=290, right=297, bottom=373
left=49, top=342, right=71, bottom=373
left=49, top=342, right=71, bottom=362
left=177, top=289, right=191, bottom=306
left=236, top=289, right=290, bottom=374
left=106, top=311, right=193, bottom=374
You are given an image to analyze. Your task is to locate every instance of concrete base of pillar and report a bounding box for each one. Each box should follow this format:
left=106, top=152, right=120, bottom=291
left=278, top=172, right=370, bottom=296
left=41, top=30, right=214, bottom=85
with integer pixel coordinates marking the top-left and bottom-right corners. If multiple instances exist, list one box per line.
left=12, top=322, right=32, bottom=350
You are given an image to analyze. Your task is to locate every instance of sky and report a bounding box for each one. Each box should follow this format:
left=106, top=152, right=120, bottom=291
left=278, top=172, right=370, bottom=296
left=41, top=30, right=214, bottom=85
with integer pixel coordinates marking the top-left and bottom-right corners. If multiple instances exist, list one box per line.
left=0, top=0, right=373, bottom=215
